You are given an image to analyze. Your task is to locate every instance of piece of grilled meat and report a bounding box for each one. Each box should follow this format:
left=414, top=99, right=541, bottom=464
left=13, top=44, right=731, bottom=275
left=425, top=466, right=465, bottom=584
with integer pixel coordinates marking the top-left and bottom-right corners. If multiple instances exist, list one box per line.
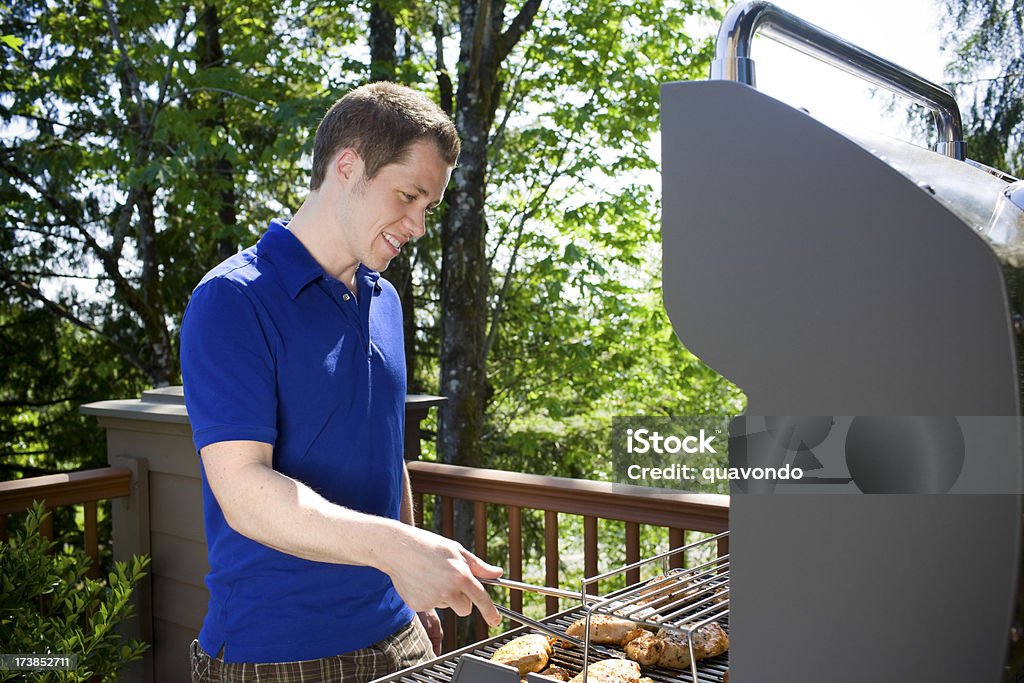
left=640, top=573, right=728, bottom=609
left=491, top=634, right=553, bottom=676
left=564, top=614, right=646, bottom=645
left=623, top=622, right=728, bottom=670
left=566, top=658, right=650, bottom=683
left=535, top=666, right=573, bottom=681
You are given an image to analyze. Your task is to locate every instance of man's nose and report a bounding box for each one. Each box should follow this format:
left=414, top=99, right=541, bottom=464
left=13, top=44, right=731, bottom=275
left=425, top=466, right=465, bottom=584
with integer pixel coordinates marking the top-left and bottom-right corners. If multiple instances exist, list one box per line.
left=406, top=208, right=427, bottom=238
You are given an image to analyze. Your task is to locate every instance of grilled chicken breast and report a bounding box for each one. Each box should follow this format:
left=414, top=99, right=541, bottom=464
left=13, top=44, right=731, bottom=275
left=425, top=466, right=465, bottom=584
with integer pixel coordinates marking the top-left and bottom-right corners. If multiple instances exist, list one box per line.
left=622, top=631, right=663, bottom=667
left=491, top=634, right=553, bottom=675
left=640, top=573, right=728, bottom=608
left=535, top=666, right=573, bottom=681
left=567, top=658, right=642, bottom=683
left=565, top=614, right=646, bottom=645
left=623, top=622, right=728, bottom=670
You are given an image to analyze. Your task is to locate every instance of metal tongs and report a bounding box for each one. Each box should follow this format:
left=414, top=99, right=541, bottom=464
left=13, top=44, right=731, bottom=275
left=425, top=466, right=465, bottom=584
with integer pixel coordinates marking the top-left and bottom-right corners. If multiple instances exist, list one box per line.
left=480, top=577, right=585, bottom=647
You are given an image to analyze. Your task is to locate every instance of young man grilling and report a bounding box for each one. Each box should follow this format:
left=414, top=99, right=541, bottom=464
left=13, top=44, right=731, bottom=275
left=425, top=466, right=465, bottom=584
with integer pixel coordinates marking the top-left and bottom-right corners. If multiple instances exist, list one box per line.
left=180, top=82, right=501, bottom=683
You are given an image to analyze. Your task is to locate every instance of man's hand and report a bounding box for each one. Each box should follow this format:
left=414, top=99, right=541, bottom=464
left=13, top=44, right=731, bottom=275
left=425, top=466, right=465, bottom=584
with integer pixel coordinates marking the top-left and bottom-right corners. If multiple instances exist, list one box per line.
left=383, top=524, right=503, bottom=627
left=417, top=609, right=443, bottom=656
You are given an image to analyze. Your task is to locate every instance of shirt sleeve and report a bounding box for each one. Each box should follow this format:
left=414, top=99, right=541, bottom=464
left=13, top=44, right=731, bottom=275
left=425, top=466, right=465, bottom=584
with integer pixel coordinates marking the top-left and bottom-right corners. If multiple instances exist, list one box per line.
left=180, top=276, right=278, bottom=452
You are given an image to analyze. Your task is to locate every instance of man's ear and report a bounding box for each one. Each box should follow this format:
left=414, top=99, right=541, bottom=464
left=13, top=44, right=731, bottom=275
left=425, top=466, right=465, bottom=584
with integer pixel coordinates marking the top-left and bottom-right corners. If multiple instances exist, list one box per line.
left=334, top=147, right=361, bottom=183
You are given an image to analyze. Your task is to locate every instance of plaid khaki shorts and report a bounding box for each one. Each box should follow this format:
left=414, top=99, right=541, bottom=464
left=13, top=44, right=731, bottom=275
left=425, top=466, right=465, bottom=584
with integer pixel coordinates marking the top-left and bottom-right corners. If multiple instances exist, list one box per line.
left=189, top=618, right=434, bottom=683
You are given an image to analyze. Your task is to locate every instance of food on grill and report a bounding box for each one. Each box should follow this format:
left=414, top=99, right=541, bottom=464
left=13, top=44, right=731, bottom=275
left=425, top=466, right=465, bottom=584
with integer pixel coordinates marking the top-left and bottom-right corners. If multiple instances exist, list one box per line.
left=565, top=614, right=646, bottom=645
left=622, top=631, right=663, bottom=667
left=640, top=573, right=728, bottom=607
left=490, top=634, right=552, bottom=675
left=623, top=623, right=729, bottom=670
left=566, top=658, right=644, bottom=683
left=722, top=670, right=729, bottom=683
left=536, top=666, right=573, bottom=681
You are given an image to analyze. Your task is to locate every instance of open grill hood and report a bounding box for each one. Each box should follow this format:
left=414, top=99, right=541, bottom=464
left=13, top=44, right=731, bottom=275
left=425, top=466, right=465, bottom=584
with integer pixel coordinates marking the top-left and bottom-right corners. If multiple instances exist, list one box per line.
left=661, top=2, right=1023, bottom=682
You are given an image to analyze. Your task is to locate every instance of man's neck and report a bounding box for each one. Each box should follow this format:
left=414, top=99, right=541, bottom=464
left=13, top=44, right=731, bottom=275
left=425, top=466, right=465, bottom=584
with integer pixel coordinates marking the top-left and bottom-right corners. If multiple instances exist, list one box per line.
left=287, top=192, right=359, bottom=292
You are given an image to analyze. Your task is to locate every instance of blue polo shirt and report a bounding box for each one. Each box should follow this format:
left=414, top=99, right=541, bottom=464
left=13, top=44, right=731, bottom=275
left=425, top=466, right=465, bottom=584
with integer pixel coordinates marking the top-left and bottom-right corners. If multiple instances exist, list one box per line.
left=179, top=219, right=413, bottom=663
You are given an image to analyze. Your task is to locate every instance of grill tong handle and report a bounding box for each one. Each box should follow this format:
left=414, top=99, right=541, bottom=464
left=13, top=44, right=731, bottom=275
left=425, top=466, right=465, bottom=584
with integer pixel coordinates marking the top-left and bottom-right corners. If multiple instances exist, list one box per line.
left=481, top=577, right=586, bottom=648
left=480, top=577, right=582, bottom=601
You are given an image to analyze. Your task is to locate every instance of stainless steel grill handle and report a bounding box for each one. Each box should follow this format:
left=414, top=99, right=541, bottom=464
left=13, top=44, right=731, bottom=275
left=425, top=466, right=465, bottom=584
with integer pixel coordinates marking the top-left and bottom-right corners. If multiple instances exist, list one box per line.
left=709, top=0, right=966, bottom=160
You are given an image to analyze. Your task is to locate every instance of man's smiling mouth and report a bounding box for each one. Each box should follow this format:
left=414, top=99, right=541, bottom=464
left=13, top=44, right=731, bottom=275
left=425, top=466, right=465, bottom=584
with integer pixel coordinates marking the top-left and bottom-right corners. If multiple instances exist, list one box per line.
left=383, top=232, right=402, bottom=252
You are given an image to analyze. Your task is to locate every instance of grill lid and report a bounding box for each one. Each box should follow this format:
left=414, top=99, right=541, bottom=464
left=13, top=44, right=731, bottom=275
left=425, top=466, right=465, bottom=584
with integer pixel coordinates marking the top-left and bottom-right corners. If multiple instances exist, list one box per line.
left=841, top=127, right=1024, bottom=265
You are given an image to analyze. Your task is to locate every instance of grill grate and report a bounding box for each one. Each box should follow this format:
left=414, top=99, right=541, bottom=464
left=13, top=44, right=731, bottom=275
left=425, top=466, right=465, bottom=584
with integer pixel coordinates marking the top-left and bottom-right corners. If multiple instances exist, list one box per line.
left=372, top=608, right=729, bottom=683
left=584, top=532, right=729, bottom=634
left=375, top=533, right=730, bottom=683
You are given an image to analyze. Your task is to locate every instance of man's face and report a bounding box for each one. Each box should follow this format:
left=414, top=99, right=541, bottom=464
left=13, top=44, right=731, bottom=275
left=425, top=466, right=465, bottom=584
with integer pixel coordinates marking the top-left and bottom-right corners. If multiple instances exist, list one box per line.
left=337, top=140, right=452, bottom=273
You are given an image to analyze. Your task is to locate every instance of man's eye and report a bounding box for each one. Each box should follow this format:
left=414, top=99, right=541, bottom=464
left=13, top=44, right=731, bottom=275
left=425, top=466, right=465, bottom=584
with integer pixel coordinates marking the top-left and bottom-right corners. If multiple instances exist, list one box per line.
left=402, top=193, right=416, bottom=202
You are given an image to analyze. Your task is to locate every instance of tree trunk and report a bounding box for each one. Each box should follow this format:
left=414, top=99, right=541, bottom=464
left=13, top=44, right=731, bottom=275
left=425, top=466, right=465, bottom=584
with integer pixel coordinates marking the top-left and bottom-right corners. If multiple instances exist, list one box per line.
left=439, top=0, right=541, bottom=468
left=438, top=0, right=541, bottom=646
left=136, top=187, right=173, bottom=386
left=197, top=3, right=239, bottom=262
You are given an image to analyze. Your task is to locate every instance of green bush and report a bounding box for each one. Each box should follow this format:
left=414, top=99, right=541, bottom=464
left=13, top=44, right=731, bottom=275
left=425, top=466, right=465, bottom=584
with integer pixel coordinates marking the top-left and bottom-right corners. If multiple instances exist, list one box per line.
left=0, top=502, right=149, bottom=682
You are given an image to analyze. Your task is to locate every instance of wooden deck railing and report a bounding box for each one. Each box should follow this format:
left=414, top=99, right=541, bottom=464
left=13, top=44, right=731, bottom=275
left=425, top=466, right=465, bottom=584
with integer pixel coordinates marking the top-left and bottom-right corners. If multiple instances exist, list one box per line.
left=0, top=462, right=727, bottom=659
left=0, top=467, right=133, bottom=578
left=407, top=461, right=729, bottom=650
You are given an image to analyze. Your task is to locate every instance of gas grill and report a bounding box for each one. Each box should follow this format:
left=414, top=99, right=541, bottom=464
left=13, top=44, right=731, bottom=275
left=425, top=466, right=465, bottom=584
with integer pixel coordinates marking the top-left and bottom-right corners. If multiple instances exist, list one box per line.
left=375, top=534, right=731, bottom=683
left=661, top=2, right=1024, bottom=683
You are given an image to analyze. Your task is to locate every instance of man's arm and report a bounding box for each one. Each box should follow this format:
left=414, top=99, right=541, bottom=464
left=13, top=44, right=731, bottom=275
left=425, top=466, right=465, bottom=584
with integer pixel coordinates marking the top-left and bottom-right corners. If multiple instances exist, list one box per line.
left=201, top=440, right=501, bottom=625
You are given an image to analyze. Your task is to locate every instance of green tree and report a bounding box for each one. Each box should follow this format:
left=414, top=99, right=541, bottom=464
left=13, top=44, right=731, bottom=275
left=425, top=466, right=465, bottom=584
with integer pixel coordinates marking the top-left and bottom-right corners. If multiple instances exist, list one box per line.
left=434, top=0, right=737, bottom=478
left=944, top=0, right=1024, bottom=175
left=0, top=0, right=341, bottom=475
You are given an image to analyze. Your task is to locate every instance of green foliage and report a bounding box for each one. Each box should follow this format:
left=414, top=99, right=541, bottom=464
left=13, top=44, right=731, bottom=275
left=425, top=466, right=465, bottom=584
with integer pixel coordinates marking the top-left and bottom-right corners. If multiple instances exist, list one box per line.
left=0, top=503, right=149, bottom=682
left=0, top=0, right=345, bottom=474
left=471, top=0, right=742, bottom=479
left=943, top=0, right=1024, bottom=175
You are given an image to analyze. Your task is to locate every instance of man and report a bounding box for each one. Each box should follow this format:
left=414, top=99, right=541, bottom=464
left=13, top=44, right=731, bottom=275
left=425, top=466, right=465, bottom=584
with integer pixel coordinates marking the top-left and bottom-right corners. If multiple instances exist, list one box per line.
left=180, top=82, right=501, bottom=683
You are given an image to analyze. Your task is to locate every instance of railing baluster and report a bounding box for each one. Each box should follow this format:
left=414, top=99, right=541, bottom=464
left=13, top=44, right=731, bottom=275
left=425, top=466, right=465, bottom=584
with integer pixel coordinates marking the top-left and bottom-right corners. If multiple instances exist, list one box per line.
left=473, top=501, right=487, bottom=642
left=625, top=522, right=640, bottom=585
left=718, top=533, right=729, bottom=559
left=544, top=510, right=558, bottom=615
left=669, top=528, right=685, bottom=569
left=508, top=506, right=522, bottom=614
left=84, top=501, right=99, bottom=580
left=584, top=515, right=598, bottom=594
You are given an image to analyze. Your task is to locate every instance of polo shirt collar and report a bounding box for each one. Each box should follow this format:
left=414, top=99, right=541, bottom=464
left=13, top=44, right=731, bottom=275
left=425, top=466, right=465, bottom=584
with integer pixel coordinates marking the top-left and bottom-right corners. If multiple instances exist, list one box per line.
left=261, top=220, right=384, bottom=299
left=259, top=219, right=325, bottom=299
left=356, top=263, right=383, bottom=297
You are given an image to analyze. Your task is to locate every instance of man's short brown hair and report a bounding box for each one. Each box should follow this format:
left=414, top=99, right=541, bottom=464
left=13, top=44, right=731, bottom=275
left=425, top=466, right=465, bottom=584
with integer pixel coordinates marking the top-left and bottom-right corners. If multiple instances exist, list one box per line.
left=310, top=82, right=459, bottom=190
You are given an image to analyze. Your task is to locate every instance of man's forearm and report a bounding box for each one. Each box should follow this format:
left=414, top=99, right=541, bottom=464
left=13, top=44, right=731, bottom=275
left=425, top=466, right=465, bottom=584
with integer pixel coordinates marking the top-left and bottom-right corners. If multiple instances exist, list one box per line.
left=202, top=442, right=407, bottom=574
left=202, top=440, right=503, bottom=625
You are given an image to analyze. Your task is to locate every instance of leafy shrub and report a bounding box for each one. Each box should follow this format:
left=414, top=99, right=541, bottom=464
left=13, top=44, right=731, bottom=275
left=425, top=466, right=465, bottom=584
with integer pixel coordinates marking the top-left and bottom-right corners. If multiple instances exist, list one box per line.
left=0, top=502, right=149, bottom=682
